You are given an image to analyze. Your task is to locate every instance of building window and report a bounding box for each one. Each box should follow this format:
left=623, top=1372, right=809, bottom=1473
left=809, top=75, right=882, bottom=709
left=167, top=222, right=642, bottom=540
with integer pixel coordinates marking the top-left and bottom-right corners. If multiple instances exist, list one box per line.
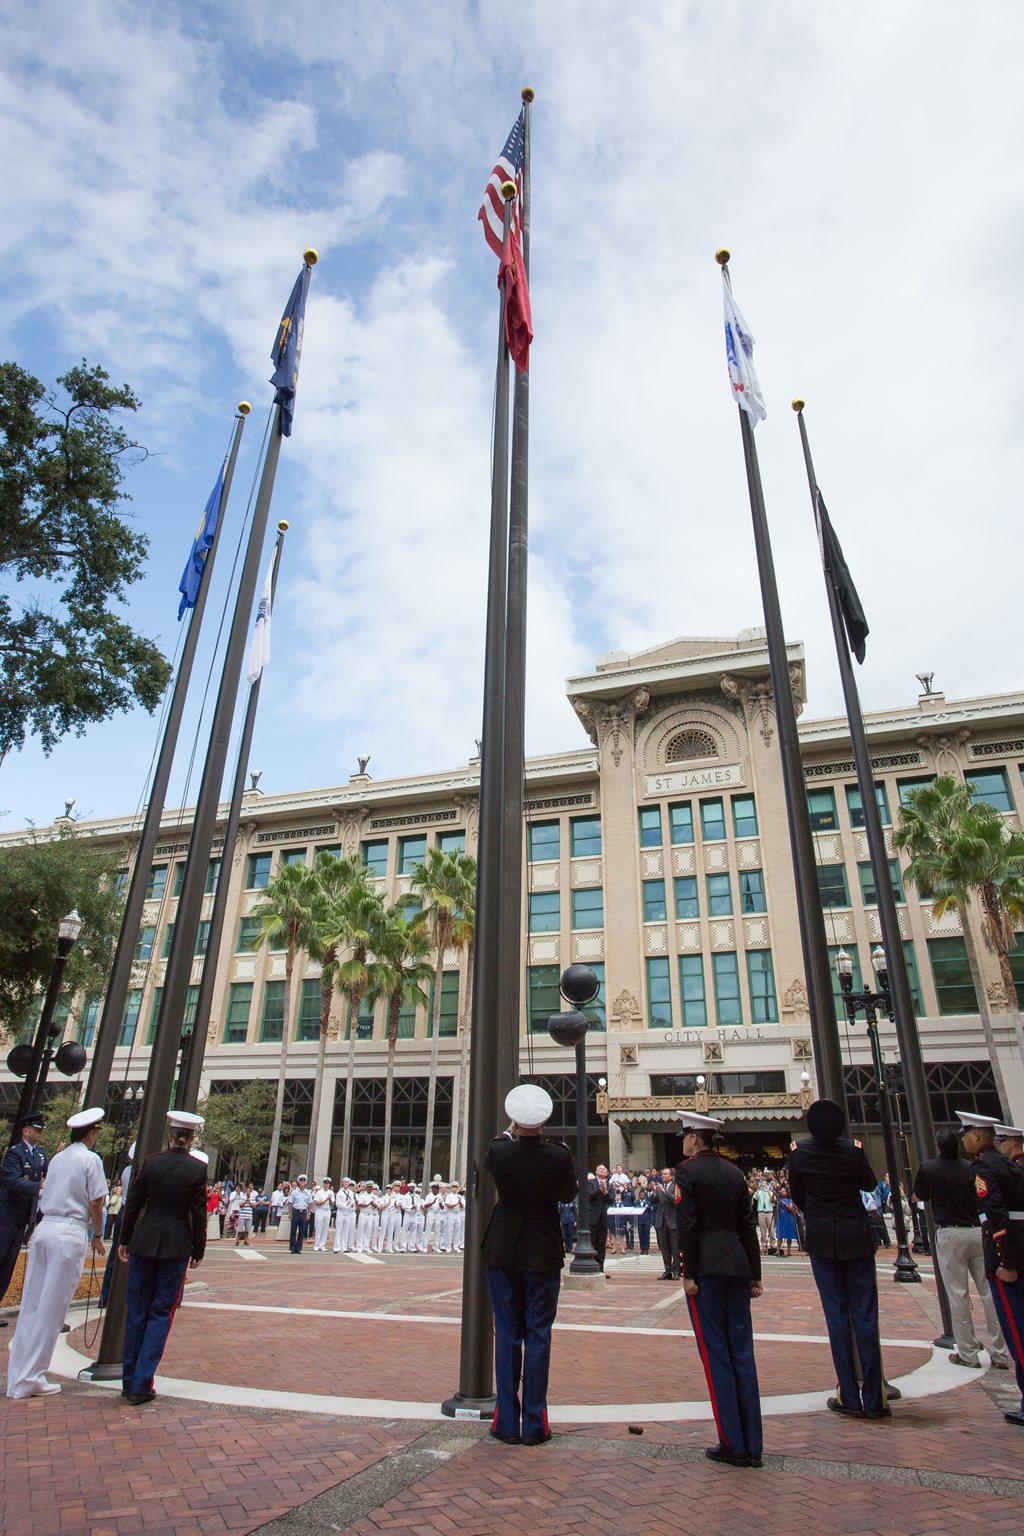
left=711, top=953, right=741, bottom=1026
left=162, top=922, right=175, bottom=959
left=246, top=852, right=272, bottom=889
left=816, top=864, right=850, bottom=909
left=967, top=768, right=1014, bottom=814
left=237, top=915, right=262, bottom=951
left=645, top=957, right=672, bottom=1028
left=118, top=989, right=142, bottom=1048
left=527, top=965, right=561, bottom=1033
left=316, top=844, right=342, bottom=861
left=298, top=978, right=321, bottom=1041
left=113, top=869, right=129, bottom=897
left=361, top=840, right=388, bottom=878
left=571, top=887, right=604, bottom=930
left=927, top=937, right=977, bottom=1016
left=570, top=816, right=602, bottom=857
left=528, top=821, right=560, bottom=861
left=669, top=802, right=694, bottom=845
left=195, top=920, right=211, bottom=957
left=678, top=955, right=707, bottom=1026
left=700, top=798, right=726, bottom=842
left=857, top=859, right=904, bottom=906
left=135, top=924, right=156, bottom=963
left=643, top=879, right=667, bottom=923
left=528, top=892, right=560, bottom=933
left=1009, top=936, right=1024, bottom=1008
left=845, top=782, right=891, bottom=828
left=807, top=788, right=838, bottom=831
left=260, top=980, right=286, bottom=1041
left=903, top=940, right=924, bottom=1015
left=746, top=951, right=778, bottom=1024
left=437, top=830, right=466, bottom=854
left=665, top=728, right=717, bottom=761
left=146, top=987, right=163, bottom=1047
left=897, top=775, right=935, bottom=807
left=583, top=962, right=606, bottom=1032
left=427, top=971, right=461, bottom=1036
left=147, top=985, right=198, bottom=1046
left=731, top=795, right=758, bottom=838
left=145, top=864, right=167, bottom=902
left=398, top=835, right=427, bottom=874
left=77, top=997, right=99, bottom=1048
left=650, top=1072, right=702, bottom=1095
left=223, top=983, right=253, bottom=1044
left=828, top=944, right=862, bottom=1025
left=396, top=989, right=418, bottom=1039
left=639, top=807, right=663, bottom=848
left=739, top=869, right=767, bottom=914
left=280, top=848, right=307, bottom=867
left=205, top=858, right=221, bottom=895
left=172, top=862, right=185, bottom=898
left=714, top=1070, right=787, bottom=1094
left=674, top=876, right=699, bottom=919
left=706, top=873, right=733, bottom=916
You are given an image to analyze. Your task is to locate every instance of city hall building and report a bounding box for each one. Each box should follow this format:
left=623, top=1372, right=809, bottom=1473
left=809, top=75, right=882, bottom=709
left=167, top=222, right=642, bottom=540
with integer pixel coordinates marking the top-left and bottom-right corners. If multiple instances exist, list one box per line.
left=3, top=630, right=1023, bottom=1181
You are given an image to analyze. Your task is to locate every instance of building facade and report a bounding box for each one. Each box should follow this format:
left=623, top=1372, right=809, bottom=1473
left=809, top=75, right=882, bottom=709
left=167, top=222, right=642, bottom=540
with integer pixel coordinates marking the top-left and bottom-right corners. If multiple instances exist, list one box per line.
left=3, top=630, right=1022, bottom=1181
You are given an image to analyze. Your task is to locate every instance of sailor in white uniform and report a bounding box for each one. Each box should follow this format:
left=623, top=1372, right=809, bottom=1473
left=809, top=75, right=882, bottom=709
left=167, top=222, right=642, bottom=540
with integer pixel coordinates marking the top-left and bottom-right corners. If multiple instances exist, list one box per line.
left=333, top=1178, right=356, bottom=1252
left=401, top=1186, right=425, bottom=1252
left=371, top=1185, right=390, bottom=1252
left=354, top=1182, right=377, bottom=1252
left=312, top=1178, right=334, bottom=1251
left=423, top=1177, right=443, bottom=1252
left=452, top=1185, right=466, bottom=1251
left=380, top=1183, right=403, bottom=1253
left=7, top=1107, right=107, bottom=1399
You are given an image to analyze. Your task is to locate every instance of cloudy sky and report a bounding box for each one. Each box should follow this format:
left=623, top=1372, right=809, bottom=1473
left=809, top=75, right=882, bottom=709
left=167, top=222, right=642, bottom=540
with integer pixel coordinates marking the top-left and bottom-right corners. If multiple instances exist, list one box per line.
left=1, top=2, right=1021, bottom=832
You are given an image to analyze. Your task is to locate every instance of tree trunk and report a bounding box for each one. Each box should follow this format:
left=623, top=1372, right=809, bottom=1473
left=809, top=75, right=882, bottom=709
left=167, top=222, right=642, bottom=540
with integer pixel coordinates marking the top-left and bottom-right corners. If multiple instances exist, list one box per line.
left=961, top=910, right=1013, bottom=1118
left=262, top=946, right=296, bottom=1193
left=340, top=992, right=358, bottom=1177
left=305, top=974, right=333, bottom=1179
left=978, top=883, right=1024, bottom=1069
left=452, top=940, right=475, bottom=1182
left=421, top=945, right=446, bottom=1196
left=382, top=994, right=400, bottom=1184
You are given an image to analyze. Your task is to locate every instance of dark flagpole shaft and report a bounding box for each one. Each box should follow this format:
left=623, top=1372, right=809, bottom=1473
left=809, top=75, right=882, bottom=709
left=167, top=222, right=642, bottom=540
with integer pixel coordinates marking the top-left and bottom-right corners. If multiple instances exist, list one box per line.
left=83, top=405, right=250, bottom=1112
left=497, top=85, right=534, bottom=1114
left=442, top=188, right=515, bottom=1418
left=177, top=521, right=289, bottom=1111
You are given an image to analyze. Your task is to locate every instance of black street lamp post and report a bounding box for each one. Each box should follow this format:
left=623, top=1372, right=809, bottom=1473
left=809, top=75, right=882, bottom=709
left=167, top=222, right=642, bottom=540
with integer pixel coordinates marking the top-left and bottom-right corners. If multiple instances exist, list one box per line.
left=547, top=964, right=601, bottom=1277
left=9, top=910, right=85, bottom=1137
left=834, top=945, right=919, bottom=1283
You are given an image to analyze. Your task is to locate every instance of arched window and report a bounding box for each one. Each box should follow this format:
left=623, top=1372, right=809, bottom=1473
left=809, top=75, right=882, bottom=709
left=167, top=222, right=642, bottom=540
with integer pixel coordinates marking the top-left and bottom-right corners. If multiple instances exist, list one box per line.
left=664, top=728, right=718, bottom=763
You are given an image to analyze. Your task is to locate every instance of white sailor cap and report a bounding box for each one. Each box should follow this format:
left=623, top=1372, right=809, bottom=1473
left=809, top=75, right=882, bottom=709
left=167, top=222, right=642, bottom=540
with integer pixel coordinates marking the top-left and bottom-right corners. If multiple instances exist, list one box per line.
left=191, top=1148, right=210, bottom=1165
left=341, top=1176, right=354, bottom=1184
left=67, top=1106, right=105, bottom=1130
left=323, top=1176, right=332, bottom=1184
left=956, top=1111, right=1002, bottom=1130
left=995, top=1123, right=1024, bottom=1139
left=678, top=1110, right=724, bottom=1131
left=296, top=1172, right=308, bottom=1180
left=167, top=1110, right=205, bottom=1130
left=505, top=1083, right=553, bottom=1128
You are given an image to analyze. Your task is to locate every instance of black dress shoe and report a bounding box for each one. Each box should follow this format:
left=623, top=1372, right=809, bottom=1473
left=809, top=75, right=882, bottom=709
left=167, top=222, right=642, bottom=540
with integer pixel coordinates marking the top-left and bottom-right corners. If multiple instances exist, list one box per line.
left=1003, top=1411, right=1024, bottom=1427
left=826, top=1396, right=864, bottom=1418
left=0, top=1319, right=7, bottom=1328
left=705, top=1445, right=747, bottom=1467
left=657, top=1272, right=673, bottom=1280
left=522, top=1432, right=552, bottom=1446
left=125, top=1389, right=157, bottom=1406
left=489, top=1428, right=521, bottom=1445
left=864, top=1406, right=892, bottom=1419
left=745, top=1454, right=764, bottom=1468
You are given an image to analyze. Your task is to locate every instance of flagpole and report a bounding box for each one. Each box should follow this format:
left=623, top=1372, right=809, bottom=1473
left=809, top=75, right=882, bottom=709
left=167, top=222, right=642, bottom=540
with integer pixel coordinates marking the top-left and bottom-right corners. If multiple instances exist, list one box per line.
left=497, top=83, right=534, bottom=1113
left=176, top=521, right=289, bottom=1112
left=83, top=403, right=251, bottom=1114
left=717, top=251, right=847, bottom=1113
left=441, top=185, right=516, bottom=1419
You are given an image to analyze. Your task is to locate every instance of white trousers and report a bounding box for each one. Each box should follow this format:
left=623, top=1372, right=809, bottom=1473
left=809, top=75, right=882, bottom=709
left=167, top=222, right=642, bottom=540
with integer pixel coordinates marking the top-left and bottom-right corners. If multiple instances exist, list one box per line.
left=7, top=1219, right=87, bottom=1398
left=403, top=1212, right=425, bottom=1251
left=453, top=1210, right=465, bottom=1250
left=334, top=1209, right=356, bottom=1251
left=381, top=1209, right=402, bottom=1252
left=424, top=1209, right=440, bottom=1251
left=355, top=1212, right=377, bottom=1252
left=313, top=1206, right=332, bottom=1250
left=435, top=1211, right=453, bottom=1253
left=935, top=1225, right=1009, bottom=1364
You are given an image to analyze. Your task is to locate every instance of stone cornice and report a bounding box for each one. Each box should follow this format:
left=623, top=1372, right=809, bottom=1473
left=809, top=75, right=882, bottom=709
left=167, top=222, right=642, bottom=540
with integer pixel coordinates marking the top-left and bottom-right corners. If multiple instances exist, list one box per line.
left=566, top=641, right=801, bottom=703
left=798, top=691, right=1024, bottom=749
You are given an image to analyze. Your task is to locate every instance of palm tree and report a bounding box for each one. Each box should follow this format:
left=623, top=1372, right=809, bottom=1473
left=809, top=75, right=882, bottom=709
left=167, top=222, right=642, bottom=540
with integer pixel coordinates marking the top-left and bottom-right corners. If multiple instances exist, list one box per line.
left=303, top=852, right=372, bottom=1179
left=895, top=775, right=1024, bottom=1117
left=335, top=885, right=388, bottom=1178
left=248, top=861, right=320, bottom=1192
left=372, top=902, right=433, bottom=1184
left=410, top=849, right=476, bottom=1191
left=450, top=874, right=477, bottom=1183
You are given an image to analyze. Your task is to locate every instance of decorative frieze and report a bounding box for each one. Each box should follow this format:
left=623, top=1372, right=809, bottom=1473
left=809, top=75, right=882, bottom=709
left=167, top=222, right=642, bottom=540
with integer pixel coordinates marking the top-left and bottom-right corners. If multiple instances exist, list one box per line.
left=969, top=738, right=1024, bottom=760
left=673, top=847, right=696, bottom=876
left=710, top=920, right=735, bottom=949
left=530, top=864, right=559, bottom=891
left=255, top=824, right=335, bottom=846
left=571, top=858, right=602, bottom=887
left=803, top=750, right=923, bottom=781
left=737, top=840, right=761, bottom=868
left=645, top=763, right=744, bottom=799
left=529, top=936, right=559, bottom=963
left=643, top=851, right=664, bottom=878
left=571, top=687, right=650, bottom=768
left=704, top=845, right=728, bottom=873
left=744, top=919, right=769, bottom=948
left=677, top=924, right=701, bottom=951
left=645, top=925, right=668, bottom=955
left=526, top=791, right=596, bottom=812
left=573, top=933, right=605, bottom=962
left=366, top=809, right=458, bottom=832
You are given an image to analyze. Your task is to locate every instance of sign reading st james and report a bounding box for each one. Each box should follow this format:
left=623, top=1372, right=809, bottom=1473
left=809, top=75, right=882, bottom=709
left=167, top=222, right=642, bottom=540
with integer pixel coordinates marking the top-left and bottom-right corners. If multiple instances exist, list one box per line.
left=645, top=763, right=744, bottom=798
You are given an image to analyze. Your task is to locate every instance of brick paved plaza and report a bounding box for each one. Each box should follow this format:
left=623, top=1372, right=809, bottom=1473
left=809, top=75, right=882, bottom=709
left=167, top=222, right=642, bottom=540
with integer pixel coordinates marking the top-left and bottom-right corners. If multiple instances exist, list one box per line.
left=2, top=1243, right=1021, bottom=1535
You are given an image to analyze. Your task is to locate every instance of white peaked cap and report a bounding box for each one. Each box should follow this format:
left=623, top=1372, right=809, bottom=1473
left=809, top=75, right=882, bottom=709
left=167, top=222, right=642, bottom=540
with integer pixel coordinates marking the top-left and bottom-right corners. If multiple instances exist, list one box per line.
left=167, top=1110, right=205, bottom=1129
left=956, top=1111, right=1001, bottom=1129
left=67, top=1107, right=104, bottom=1129
left=191, top=1148, right=210, bottom=1165
left=994, top=1123, right=1024, bottom=1138
left=505, top=1083, right=553, bottom=1128
left=678, top=1110, right=724, bottom=1131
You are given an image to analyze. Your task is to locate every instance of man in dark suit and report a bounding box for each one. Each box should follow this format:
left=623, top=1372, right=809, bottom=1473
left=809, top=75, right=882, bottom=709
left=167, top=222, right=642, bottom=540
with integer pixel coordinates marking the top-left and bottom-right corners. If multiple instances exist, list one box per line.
left=676, top=1111, right=763, bottom=1468
left=653, top=1167, right=680, bottom=1279
left=788, top=1098, right=889, bottom=1419
left=0, top=1112, right=48, bottom=1326
left=118, top=1109, right=207, bottom=1406
left=587, top=1164, right=612, bottom=1271
left=482, top=1083, right=577, bottom=1446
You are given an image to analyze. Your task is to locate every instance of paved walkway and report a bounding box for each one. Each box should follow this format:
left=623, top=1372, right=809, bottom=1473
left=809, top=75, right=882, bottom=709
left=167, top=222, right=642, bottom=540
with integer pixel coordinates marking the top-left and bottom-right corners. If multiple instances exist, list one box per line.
left=3, top=1243, right=1021, bottom=1535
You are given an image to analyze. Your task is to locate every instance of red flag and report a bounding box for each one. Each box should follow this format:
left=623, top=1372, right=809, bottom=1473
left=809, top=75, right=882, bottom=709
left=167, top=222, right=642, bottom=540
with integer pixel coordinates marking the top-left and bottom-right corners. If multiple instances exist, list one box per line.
left=499, top=223, right=532, bottom=372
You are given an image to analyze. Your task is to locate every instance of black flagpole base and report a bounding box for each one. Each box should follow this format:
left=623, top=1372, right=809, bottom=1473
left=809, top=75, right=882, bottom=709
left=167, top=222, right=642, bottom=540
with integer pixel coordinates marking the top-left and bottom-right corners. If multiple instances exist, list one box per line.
left=80, top=1360, right=122, bottom=1381
left=932, top=1333, right=956, bottom=1350
left=441, top=1392, right=497, bottom=1420
left=892, top=1246, right=921, bottom=1283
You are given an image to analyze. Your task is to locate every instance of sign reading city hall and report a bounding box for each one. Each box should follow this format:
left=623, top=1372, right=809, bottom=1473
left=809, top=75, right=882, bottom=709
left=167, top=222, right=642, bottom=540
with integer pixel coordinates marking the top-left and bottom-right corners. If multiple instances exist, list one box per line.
left=644, top=763, right=744, bottom=798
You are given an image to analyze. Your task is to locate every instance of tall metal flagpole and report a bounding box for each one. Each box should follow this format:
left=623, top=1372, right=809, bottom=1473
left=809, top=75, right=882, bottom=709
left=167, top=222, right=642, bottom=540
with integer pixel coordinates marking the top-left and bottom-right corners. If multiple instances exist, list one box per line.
left=83, top=404, right=251, bottom=1113
left=717, top=251, right=847, bottom=1113
left=497, top=84, right=534, bottom=1112
left=441, top=185, right=516, bottom=1419
left=176, top=520, right=289, bottom=1111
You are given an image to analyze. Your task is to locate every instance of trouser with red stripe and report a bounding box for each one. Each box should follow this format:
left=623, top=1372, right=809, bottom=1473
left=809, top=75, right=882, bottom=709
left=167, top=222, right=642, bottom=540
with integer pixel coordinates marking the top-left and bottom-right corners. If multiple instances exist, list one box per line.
left=122, top=1255, right=189, bottom=1397
left=486, top=1265, right=561, bottom=1443
left=687, top=1275, right=762, bottom=1457
left=989, top=1274, right=1024, bottom=1413
left=808, top=1254, right=883, bottom=1415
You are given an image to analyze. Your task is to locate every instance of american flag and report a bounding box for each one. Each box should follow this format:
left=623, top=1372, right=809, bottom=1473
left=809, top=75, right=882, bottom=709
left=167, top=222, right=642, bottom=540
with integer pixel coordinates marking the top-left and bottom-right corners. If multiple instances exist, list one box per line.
left=478, top=108, right=525, bottom=259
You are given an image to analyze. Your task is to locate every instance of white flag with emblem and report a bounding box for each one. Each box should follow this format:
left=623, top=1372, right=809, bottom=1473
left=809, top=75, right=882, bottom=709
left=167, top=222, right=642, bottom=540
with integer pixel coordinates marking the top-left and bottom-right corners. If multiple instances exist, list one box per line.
left=246, top=547, right=277, bottom=684
left=722, top=273, right=767, bottom=424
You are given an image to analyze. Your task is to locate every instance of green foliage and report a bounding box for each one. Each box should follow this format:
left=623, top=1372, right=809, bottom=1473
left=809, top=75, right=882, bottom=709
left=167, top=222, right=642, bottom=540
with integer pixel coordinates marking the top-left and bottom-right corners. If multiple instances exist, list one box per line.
left=896, top=775, right=1024, bottom=944
left=0, top=823, right=127, bottom=1044
left=0, top=359, right=172, bottom=757
left=198, top=1081, right=284, bottom=1185
left=37, top=1086, right=115, bottom=1162
left=371, top=903, right=434, bottom=1048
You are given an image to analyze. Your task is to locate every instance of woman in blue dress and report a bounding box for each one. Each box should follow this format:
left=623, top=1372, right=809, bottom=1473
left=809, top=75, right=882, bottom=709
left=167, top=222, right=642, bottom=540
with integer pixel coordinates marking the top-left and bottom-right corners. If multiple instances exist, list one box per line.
left=775, top=1182, right=799, bottom=1255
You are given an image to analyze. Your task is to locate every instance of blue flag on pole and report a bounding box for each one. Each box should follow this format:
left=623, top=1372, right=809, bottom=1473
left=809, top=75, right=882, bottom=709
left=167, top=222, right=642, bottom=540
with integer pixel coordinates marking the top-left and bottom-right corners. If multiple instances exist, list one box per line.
left=270, top=263, right=312, bottom=437
left=177, top=463, right=226, bottom=620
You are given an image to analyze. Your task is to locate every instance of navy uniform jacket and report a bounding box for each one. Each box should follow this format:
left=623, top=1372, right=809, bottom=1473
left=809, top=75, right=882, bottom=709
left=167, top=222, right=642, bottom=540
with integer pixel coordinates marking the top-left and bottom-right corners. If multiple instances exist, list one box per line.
left=0, top=1139, right=48, bottom=1226
left=120, top=1148, right=207, bottom=1263
left=787, top=1135, right=877, bottom=1260
left=970, top=1146, right=1024, bottom=1279
left=481, top=1135, right=577, bottom=1273
left=675, top=1151, right=760, bottom=1280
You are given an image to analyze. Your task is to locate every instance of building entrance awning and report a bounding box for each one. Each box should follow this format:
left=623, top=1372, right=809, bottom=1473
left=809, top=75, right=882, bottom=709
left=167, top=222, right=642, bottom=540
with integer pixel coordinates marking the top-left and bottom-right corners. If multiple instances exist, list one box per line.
left=596, top=1091, right=812, bottom=1133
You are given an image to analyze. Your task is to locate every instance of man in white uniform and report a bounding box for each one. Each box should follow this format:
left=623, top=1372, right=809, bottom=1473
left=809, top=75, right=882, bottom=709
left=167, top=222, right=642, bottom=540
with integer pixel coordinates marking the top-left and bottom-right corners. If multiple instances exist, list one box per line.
left=423, top=1177, right=443, bottom=1252
left=354, top=1182, right=377, bottom=1252
left=452, top=1185, right=466, bottom=1251
left=7, top=1106, right=107, bottom=1399
left=371, top=1184, right=390, bottom=1252
left=400, top=1185, right=423, bottom=1252
left=312, top=1178, right=334, bottom=1251
left=333, top=1178, right=356, bottom=1252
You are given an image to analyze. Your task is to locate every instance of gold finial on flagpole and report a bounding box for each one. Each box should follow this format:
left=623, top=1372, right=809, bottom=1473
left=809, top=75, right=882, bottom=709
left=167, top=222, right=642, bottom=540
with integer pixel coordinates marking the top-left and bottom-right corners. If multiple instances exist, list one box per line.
left=715, top=248, right=731, bottom=266
left=238, top=402, right=252, bottom=416
left=501, top=180, right=516, bottom=200
left=521, top=85, right=535, bottom=102
left=791, top=399, right=805, bottom=413
left=277, top=520, right=289, bottom=532
left=303, top=248, right=319, bottom=266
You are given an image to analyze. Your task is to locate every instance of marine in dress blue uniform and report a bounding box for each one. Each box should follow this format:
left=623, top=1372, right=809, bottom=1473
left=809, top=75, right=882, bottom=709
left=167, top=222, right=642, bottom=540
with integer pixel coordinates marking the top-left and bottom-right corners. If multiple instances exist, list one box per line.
left=676, top=1110, right=764, bottom=1468
left=787, top=1098, right=889, bottom=1419
left=958, top=1111, right=1024, bottom=1427
left=482, top=1084, right=577, bottom=1446
left=0, top=1112, right=48, bottom=1322
left=118, top=1111, right=208, bottom=1406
